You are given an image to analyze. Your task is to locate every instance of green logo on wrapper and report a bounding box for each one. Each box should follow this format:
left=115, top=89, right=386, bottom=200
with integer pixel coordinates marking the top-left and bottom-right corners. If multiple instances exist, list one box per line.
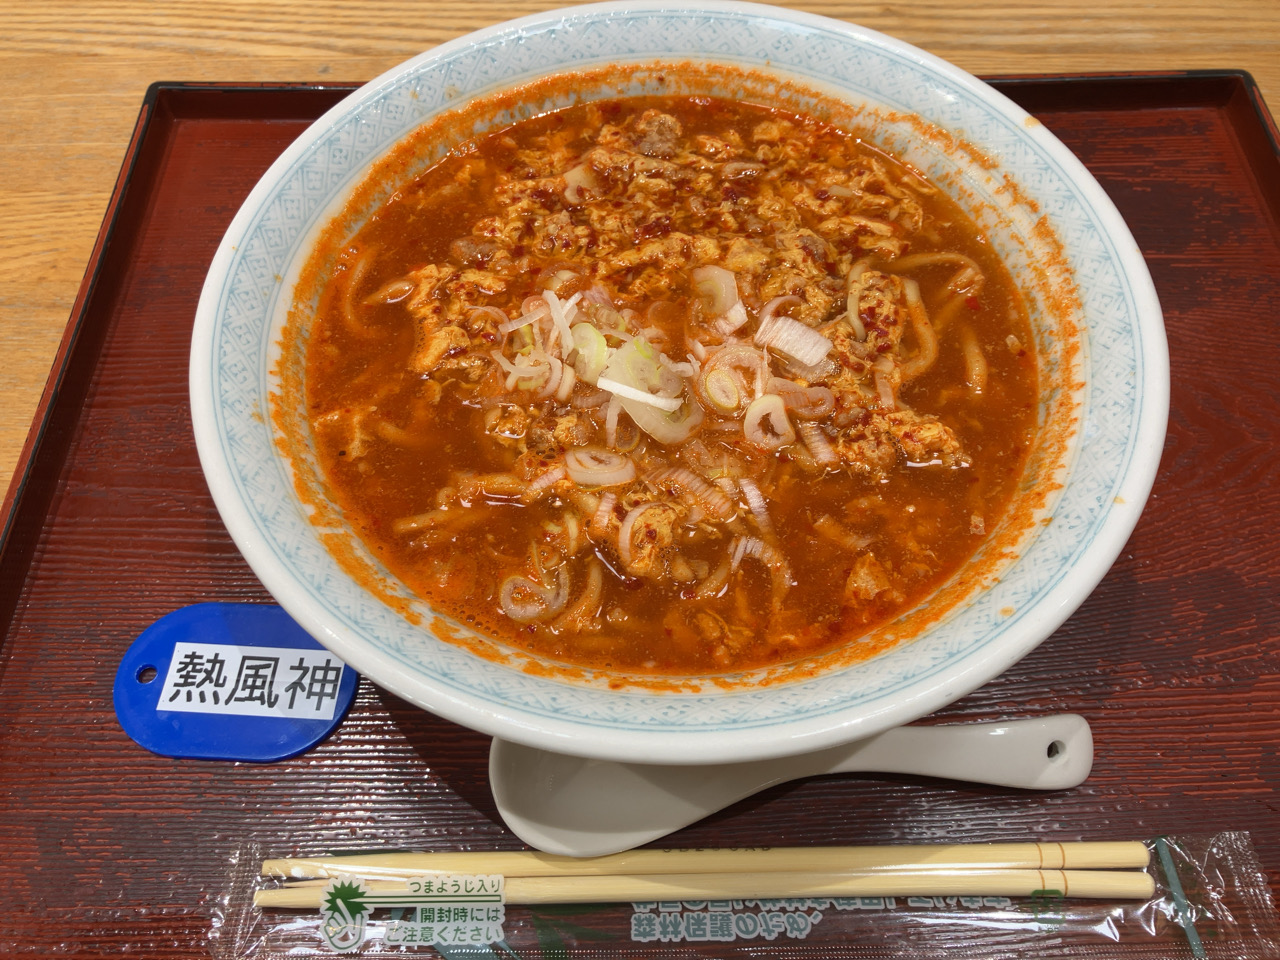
left=322, top=879, right=370, bottom=952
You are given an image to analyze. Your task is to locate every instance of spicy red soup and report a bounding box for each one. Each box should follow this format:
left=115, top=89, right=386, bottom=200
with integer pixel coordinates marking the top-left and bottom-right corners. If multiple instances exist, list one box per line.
left=303, top=94, right=1038, bottom=675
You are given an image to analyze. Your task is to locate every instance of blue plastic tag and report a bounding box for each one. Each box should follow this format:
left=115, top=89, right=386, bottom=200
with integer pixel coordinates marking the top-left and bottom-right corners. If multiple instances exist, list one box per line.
left=114, top=602, right=359, bottom=762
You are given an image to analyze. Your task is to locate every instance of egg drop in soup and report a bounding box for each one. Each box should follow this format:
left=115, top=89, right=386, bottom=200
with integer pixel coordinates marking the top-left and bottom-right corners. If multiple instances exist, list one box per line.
left=302, top=94, right=1039, bottom=675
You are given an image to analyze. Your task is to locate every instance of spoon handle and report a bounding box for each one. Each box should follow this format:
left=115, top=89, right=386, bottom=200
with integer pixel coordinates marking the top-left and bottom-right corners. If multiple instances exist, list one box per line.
left=827, top=714, right=1092, bottom=790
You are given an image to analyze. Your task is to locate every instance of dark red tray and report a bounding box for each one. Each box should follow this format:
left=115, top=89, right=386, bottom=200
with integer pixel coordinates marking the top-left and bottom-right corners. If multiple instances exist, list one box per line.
left=1, top=72, right=1278, bottom=955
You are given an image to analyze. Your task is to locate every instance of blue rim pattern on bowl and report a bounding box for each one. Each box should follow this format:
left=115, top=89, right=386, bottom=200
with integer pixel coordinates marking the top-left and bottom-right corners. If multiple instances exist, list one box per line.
left=191, top=1, right=1167, bottom=762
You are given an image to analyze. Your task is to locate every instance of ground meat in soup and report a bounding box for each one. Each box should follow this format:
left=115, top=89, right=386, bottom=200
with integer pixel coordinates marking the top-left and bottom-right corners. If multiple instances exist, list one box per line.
left=304, top=95, right=1038, bottom=675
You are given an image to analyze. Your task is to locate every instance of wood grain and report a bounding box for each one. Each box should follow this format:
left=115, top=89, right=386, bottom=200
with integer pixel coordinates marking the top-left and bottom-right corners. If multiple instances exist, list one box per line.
left=2, top=0, right=1280, bottom=495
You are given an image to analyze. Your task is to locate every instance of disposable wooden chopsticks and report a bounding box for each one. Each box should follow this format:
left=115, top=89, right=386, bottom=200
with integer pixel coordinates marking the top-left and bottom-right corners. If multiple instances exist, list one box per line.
left=255, top=842, right=1156, bottom=908
left=261, top=841, right=1151, bottom=880
left=255, top=868, right=1154, bottom=908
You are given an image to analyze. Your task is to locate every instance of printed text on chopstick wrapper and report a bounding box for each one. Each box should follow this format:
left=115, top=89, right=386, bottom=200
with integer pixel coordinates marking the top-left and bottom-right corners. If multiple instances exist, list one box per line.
left=319, top=875, right=505, bottom=952
left=159, top=642, right=345, bottom=719
left=629, top=896, right=1015, bottom=943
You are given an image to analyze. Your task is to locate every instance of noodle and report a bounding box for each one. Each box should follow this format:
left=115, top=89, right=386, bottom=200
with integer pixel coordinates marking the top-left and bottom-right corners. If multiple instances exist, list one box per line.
left=302, top=94, right=1038, bottom=674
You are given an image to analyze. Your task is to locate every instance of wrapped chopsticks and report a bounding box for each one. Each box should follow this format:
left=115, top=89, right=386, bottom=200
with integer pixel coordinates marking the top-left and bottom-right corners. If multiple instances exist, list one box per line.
left=256, top=868, right=1154, bottom=907
left=255, top=842, right=1155, bottom=908
left=262, top=841, right=1149, bottom=880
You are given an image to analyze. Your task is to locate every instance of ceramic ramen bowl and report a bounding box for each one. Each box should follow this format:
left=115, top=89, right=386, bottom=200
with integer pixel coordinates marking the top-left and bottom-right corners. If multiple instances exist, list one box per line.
left=190, top=1, right=1167, bottom=764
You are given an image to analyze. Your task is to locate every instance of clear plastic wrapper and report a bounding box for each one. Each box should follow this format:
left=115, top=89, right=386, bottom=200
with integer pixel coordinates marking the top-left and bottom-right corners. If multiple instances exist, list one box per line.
left=216, top=832, right=1280, bottom=958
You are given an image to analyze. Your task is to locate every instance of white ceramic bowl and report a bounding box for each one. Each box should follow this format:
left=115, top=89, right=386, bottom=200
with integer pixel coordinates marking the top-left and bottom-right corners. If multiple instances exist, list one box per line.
left=190, top=1, right=1167, bottom=764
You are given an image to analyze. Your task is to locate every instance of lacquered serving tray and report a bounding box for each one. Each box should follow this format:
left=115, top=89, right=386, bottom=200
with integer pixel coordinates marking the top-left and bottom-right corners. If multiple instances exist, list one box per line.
left=1, top=73, right=1278, bottom=956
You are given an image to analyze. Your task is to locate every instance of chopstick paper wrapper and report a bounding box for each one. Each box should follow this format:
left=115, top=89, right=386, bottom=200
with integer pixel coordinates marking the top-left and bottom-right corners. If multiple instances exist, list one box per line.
left=255, top=842, right=1155, bottom=908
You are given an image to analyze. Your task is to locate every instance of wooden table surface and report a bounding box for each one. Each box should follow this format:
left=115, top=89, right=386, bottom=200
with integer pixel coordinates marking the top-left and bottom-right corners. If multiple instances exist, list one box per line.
left=1, top=0, right=1279, bottom=496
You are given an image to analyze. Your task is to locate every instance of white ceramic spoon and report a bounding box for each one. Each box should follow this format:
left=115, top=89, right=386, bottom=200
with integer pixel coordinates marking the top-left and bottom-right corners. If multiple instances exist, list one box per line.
left=489, top=714, right=1092, bottom=857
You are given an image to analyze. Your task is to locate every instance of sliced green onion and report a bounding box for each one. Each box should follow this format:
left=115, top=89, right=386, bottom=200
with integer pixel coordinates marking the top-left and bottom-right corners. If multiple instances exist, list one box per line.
left=544, top=290, right=576, bottom=348
left=716, top=300, right=749, bottom=335
left=564, top=447, right=637, bottom=487
left=596, top=376, right=683, bottom=412
left=691, top=264, right=739, bottom=316
left=600, top=337, right=704, bottom=444
left=571, top=322, right=610, bottom=385
left=743, top=393, right=795, bottom=450
left=755, top=314, right=833, bottom=367
left=702, top=369, right=743, bottom=414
